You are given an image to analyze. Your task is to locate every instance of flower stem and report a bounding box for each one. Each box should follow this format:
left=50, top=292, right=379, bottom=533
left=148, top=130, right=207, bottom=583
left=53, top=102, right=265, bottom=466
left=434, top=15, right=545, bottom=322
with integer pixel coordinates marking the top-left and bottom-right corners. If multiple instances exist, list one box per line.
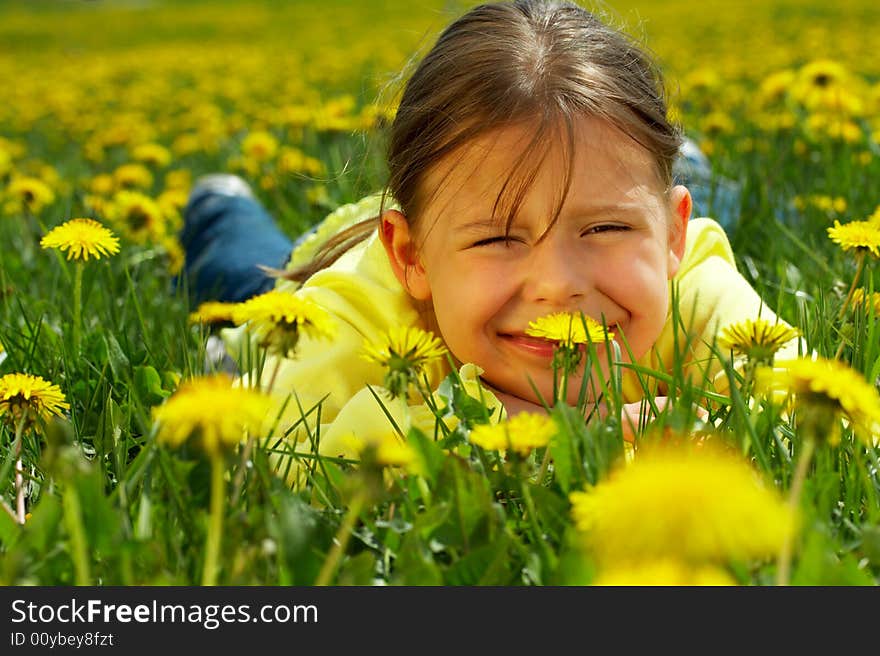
left=202, top=453, right=226, bottom=586
left=13, top=415, right=26, bottom=525
left=518, top=466, right=554, bottom=574
left=73, top=261, right=83, bottom=355
left=62, top=483, right=92, bottom=585
left=265, top=357, right=282, bottom=395
left=837, top=251, right=866, bottom=321
left=776, top=435, right=815, bottom=586
left=315, top=490, right=366, bottom=586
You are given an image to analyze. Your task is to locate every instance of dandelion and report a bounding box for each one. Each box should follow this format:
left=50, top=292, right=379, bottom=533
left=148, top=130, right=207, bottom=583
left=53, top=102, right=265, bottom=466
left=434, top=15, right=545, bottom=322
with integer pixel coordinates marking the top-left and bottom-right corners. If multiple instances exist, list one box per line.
left=569, top=443, right=796, bottom=567
left=152, top=374, right=270, bottom=455
left=361, top=325, right=447, bottom=399
left=189, top=301, right=237, bottom=325
left=41, top=218, right=120, bottom=354
left=756, top=356, right=880, bottom=446
left=756, top=355, right=880, bottom=584
left=110, top=190, right=166, bottom=243
left=40, top=218, right=120, bottom=262
left=232, top=289, right=336, bottom=359
left=0, top=373, right=69, bottom=525
left=526, top=311, right=614, bottom=401
left=469, top=412, right=556, bottom=458
left=526, top=311, right=612, bottom=348
left=88, top=173, right=116, bottom=196
left=343, top=430, right=418, bottom=471
left=827, top=219, right=880, bottom=318
left=241, top=130, right=278, bottom=163
left=851, top=288, right=880, bottom=315
left=112, top=162, right=154, bottom=190
left=0, top=373, right=69, bottom=431
left=132, top=142, right=172, bottom=168
left=827, top=219, right=880, bottom=257
left=152, top=374, right=271, bottom=586
left=4, top=176, right=55, bottom=214
left=593, top=560, right=737, bottom=586
left=717, top=318, right=800, bottom=364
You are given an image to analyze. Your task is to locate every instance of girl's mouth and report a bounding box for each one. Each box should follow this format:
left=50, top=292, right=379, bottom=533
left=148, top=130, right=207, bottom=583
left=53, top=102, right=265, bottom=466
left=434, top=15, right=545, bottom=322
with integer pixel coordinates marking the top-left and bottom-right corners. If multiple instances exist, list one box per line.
left=498, top=333, right=559, bottom=358
left=498, top=327, right=618, bottom=359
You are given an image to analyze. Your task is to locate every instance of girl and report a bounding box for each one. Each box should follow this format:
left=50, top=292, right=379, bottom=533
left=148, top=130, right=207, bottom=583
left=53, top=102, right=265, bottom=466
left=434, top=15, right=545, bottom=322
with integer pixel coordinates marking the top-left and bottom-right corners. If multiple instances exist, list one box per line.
left=181, top=0, right=797, bottom=478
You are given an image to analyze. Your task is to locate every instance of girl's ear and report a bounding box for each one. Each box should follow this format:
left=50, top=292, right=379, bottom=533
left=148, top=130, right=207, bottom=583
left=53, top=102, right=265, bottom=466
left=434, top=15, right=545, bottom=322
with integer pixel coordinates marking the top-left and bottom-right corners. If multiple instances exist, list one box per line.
left=378, top=209, right=432, bottom=300
left=665, top=185, right=691, bottom=278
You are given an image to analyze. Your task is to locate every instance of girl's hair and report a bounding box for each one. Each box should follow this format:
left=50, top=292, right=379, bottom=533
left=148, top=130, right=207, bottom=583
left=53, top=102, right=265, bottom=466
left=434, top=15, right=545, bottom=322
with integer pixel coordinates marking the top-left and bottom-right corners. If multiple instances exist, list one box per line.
left=285, top=0, right=681, bottom=283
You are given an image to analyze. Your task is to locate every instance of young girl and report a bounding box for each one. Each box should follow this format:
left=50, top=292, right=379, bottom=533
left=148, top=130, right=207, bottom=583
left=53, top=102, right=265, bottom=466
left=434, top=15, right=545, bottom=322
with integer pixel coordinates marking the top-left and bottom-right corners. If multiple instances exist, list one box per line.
left=181, top=0, right=798, bottom=478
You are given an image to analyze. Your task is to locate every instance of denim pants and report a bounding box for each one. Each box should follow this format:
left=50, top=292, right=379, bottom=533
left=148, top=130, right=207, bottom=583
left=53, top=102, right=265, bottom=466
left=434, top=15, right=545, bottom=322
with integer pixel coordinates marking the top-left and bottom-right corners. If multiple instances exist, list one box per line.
left=179, top=138, right=739, bottom=307
left=179, top=186, right=294, bottom=307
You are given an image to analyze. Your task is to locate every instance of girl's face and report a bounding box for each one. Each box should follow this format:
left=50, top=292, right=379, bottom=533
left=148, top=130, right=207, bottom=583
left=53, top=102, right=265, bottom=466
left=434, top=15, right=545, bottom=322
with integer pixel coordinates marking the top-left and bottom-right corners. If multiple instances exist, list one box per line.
left=381, top=116, right=690, bottom=405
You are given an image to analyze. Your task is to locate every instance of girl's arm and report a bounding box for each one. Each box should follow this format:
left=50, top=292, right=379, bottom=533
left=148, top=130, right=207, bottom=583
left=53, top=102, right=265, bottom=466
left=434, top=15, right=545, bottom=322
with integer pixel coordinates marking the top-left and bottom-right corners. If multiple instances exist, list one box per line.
left=493, top=388, right=707, bottom=444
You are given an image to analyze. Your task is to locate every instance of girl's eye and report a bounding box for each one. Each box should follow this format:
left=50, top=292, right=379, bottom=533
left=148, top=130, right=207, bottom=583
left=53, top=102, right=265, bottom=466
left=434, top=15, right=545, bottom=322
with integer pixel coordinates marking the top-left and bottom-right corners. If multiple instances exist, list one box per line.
left=582, top=223, right=629, bottom=236
left=471, top=236, right=519, bottom=247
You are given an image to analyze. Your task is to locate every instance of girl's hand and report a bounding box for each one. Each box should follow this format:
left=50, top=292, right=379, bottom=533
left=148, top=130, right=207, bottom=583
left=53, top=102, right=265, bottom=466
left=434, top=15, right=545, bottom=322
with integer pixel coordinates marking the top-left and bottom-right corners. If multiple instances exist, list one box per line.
left=487, top=387, right=548, bottom=418
left=489, top=385, right=709, bottom=443
left=618, top=397, right=709, bottom=443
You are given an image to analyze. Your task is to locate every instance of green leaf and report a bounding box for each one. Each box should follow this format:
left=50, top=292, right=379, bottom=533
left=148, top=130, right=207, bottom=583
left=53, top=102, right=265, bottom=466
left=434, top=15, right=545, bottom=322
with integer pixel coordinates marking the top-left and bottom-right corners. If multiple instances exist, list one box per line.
left=103, top=333, right=130, bottom=380
left=337, top=551, right=377, bottom=585
left=549, top=413, right=573, bottom=494
left=407, top=426, right=444, bottom=485
left=21, top=493, right=63, bottom=553
left=134, top=365, right=169, bottom=405
left=444, top=534, right=512, bottom=585
left=0, top=507, right=20, bottom=548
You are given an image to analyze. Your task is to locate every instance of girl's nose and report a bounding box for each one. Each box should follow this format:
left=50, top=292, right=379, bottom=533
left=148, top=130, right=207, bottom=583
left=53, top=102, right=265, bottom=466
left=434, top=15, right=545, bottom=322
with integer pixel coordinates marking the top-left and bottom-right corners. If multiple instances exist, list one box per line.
left=524, top=235, right=587, bottom=305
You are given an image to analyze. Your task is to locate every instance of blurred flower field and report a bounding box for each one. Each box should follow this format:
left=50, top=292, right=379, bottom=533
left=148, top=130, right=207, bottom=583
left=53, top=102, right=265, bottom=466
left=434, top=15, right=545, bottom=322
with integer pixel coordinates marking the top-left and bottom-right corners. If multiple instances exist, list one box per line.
left=1, top=0, right=880, bottom=585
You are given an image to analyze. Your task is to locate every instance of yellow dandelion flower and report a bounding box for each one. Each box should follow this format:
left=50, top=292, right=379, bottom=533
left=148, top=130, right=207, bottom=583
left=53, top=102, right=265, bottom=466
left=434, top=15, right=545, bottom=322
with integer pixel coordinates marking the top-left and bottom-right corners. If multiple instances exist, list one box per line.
left=5, top=176, right=55, bottom=214
left=593, top=559, right=737, bottom=586
left=88, top=173, right=116, bottom=196
left=0, top=148, right=11, bottom=177
left=756, top=357, right=880, bottom=445
left=361, top=326, right=447, bottom=398
left=701, top=111, right=736, bottom=137
left=113, top=163, right=154, bottom=191
left=152, top=374, right=270, bottom=456
left=189, top=301, right=238, bottom=325
left=40, top=218, right=120, bottom=261
left=232, top=289, right=336, bottom=357
left=172, top=133, right=201, bottom=157
left=277, top=147, right=325, bottom=176
left=0, top=373, right=70, bottom=431
left=470, top=411, right=556, bottom=457
left=242, top=131, right=278, bottom=163
left=343, top=430, right=418, bottom=471
left=110, top=190, right=166, bottom=243
left=164, top=169, right=192, bottom=191
left=132, top=142, right=172, bottom=168
left=569, top=444, right=796, bottom=566
left=827, top=220, right=880, bottom=258
left=851, top=288, right=880, bottom=315
left=757, top=70, right=795, bottom=106
left=717, top=318, right=800, bottom=364
left=526, top=311, right=613, bottom=347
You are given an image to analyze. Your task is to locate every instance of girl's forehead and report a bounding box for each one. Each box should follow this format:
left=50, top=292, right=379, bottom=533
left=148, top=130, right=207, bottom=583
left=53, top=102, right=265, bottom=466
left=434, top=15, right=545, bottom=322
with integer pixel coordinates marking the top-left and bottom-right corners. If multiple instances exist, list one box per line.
left=421, top=116, right=664, bottom=221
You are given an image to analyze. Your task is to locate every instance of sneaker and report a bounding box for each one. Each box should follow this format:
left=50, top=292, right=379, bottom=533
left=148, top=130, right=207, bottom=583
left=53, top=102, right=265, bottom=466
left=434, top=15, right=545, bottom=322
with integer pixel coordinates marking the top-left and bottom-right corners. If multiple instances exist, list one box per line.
left=188, top=173, right=255, bottom=206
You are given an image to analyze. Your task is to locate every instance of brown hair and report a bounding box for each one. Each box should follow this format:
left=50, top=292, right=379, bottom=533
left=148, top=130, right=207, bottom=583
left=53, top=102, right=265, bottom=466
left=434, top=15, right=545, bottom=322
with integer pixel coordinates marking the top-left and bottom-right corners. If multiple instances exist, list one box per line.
left=285, top=0, right=681, bottom=284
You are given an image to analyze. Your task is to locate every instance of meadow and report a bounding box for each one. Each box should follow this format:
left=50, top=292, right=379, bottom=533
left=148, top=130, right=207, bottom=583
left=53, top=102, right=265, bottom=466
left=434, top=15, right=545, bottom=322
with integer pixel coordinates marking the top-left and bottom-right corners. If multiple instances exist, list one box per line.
left=1, top=0, right=879, bottom=585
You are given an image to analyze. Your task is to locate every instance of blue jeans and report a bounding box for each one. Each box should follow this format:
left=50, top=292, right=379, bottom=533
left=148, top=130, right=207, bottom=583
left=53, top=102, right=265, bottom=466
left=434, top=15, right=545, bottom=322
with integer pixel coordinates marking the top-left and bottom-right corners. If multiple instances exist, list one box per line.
left=180, top=138, right=739, bottom=307
left=179, top=186, right=294, bottom=307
